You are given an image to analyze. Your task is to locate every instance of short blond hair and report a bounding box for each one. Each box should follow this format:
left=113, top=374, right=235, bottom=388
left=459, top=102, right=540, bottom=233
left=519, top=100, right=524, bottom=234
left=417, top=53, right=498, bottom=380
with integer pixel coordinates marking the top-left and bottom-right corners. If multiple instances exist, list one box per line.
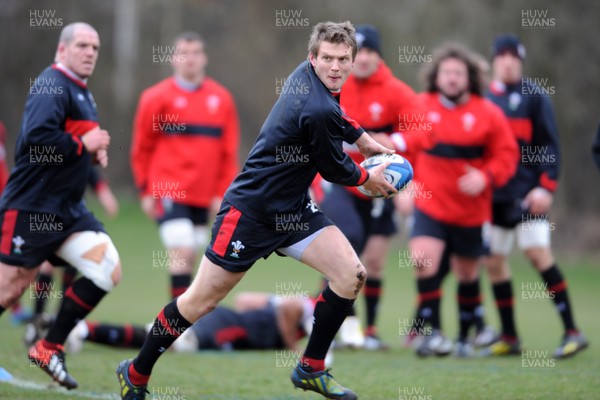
left=308, top=21, right=358, bottom=60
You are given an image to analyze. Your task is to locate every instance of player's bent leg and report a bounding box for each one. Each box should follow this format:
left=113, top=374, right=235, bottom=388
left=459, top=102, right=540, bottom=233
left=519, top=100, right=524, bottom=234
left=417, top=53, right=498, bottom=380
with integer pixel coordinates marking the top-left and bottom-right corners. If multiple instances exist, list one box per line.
left=29, top=232, right=121, bottom=389
left=56, top=231, right=121, bottom=291
left=177, top=256, right=246, bottom=322
left=300, top=225, right=365, bottom=299
left=288, top=226, right=359, bottom=399
left=0, top=262, right=41, bottom=314
left=117, top=255, right=246, bottom=399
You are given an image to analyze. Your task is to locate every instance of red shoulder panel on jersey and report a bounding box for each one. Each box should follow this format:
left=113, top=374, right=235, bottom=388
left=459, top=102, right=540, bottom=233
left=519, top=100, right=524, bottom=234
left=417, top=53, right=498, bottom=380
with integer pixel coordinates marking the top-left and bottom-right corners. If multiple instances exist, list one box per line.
left=342, top=114, right=361, bottom=131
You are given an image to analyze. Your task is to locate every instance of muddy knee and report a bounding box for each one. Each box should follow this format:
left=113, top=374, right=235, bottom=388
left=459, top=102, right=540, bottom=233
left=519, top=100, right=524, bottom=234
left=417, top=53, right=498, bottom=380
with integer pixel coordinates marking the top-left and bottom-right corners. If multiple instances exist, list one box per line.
left=340, top=263, right=367, bottom=297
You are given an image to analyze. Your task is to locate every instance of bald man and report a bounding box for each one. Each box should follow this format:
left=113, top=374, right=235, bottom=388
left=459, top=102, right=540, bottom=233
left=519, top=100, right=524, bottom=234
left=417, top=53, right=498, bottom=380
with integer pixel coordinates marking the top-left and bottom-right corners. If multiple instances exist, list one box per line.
left=0, top=22, right=121, bottom=390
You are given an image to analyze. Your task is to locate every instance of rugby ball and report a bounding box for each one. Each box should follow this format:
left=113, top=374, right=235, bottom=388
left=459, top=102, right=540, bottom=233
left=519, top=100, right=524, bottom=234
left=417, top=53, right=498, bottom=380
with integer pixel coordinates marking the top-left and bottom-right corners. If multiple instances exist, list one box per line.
left=357, top=153, right=413, bottom=198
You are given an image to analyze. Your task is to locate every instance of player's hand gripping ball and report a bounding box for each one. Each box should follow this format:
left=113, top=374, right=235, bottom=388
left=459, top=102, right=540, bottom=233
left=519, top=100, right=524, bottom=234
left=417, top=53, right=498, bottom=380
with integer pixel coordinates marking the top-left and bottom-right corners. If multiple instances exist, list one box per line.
left=358, top=153, right=413, bottom=198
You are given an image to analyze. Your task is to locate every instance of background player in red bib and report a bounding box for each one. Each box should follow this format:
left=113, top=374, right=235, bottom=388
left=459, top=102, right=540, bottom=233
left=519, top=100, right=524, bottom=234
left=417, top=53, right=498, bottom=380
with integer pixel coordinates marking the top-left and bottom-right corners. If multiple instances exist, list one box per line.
left=391, top=43, right=519, bottom=357
left=482, top=34, right=588, bottom=358
left=131, top=31, right=240, bottom=300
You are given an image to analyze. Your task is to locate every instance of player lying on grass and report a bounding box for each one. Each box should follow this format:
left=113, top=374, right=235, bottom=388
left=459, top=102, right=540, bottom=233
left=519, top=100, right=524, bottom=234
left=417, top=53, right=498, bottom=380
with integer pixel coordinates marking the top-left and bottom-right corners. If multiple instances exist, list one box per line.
left=68, top=292, right=326, bottom=356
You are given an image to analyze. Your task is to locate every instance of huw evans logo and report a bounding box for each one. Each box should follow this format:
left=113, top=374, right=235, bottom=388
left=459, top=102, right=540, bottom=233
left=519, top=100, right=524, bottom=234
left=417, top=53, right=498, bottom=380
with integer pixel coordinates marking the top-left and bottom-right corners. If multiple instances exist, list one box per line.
left=275, top=9, right=309, bottom=28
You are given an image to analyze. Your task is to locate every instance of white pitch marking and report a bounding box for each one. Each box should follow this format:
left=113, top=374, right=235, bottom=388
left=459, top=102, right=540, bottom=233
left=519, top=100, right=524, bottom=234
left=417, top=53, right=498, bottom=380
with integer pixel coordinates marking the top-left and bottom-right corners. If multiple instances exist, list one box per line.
left=1, top=376, right=119, bottom=399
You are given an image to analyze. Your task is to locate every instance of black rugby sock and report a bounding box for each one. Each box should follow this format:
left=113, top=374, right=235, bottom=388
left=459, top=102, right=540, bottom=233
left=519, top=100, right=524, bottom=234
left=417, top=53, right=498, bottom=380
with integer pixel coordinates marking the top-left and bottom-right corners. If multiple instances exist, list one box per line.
left=541, top=265, right=578, bottom=334
left=492, top=280, right=518, bottom=340
left=301, top=286, right=354, bottom=372
left=457, top=280, right=481, bottom=341
left=417, top=276, right=442, bottom=330
left=87, top=321, right=147, bottom=348
left=364, top=278, right=382, bottom=335
left=170, top=274, right=191, bottom=299
left=131, top=299, right=192, bottom=383
left=45, top=277, right=107, bottom=345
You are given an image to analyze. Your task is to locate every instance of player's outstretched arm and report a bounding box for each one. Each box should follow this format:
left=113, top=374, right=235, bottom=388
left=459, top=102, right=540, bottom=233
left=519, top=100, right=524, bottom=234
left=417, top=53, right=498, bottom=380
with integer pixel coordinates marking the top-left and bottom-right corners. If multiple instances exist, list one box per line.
left=275, top=298, right=305, bottom=351
left=355, top=131, right=395, bottom=159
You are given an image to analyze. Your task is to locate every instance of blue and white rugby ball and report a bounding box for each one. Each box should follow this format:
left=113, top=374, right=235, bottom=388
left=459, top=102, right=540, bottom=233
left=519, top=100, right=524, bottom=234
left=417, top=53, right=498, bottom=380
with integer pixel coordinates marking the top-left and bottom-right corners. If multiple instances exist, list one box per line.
left=357, top=153, right=413, bottom=198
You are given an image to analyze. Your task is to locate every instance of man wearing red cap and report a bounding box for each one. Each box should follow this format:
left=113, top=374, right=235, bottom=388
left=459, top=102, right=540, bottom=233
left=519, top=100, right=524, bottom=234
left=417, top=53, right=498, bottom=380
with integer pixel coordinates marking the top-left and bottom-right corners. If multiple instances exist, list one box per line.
left=483, top=34, right=588, bottom=358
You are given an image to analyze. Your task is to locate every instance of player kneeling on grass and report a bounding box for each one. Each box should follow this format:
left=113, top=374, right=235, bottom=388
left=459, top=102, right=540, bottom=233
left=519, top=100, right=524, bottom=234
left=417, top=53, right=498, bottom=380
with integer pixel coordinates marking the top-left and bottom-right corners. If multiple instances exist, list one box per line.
left=116, top=21, right=396, bottom=400
left=0, top=22, right=121, bottom=390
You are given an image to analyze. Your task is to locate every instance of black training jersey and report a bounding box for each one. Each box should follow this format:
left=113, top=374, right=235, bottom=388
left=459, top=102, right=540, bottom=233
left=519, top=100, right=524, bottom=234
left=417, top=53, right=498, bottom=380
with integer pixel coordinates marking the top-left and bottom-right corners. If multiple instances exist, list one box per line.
left=0, top=64, right=98, bottom=218
left=487, top=79, right=560, bottom=201
left=190, top=306, right=284, bottom=350
left=224, top=61, right=368, bottom=223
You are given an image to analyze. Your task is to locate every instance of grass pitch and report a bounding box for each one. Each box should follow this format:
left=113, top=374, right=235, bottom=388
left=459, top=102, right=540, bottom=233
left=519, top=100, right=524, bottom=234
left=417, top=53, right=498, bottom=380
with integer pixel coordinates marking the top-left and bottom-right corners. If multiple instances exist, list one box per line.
left=1, top=199, right=599, bottom=399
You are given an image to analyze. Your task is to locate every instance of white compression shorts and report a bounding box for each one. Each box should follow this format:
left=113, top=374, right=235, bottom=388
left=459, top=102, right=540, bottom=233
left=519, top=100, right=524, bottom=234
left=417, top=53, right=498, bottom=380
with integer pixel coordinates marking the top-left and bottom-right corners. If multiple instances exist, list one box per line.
left=489, top=221, right=551, bottom=256
left=159, top=218, right=208, bottom=250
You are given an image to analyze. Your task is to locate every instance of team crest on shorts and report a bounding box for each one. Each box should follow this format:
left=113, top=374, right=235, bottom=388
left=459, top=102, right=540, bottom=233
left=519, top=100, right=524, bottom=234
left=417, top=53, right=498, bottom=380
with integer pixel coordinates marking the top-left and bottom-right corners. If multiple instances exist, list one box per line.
left=230, top=240, right=245, bottom=258
left=12, top=235, right=25, bottom=254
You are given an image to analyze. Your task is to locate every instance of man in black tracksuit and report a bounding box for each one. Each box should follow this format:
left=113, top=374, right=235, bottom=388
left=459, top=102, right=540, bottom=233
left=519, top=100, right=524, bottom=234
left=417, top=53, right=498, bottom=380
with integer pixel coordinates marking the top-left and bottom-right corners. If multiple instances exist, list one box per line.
left=483, top=34, right=588, bottom=358
left=0, top=22, right=120, bottom=389
left=117, top=21, right=396, bottom=400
